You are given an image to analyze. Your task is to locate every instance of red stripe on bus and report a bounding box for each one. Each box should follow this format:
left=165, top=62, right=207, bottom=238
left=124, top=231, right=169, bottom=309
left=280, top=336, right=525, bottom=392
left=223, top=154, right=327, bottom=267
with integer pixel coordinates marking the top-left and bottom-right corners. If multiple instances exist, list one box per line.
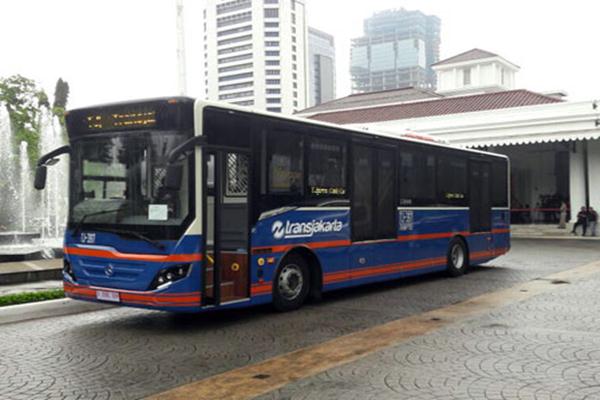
left=64, top=247, right=203, bottom=263
left=251, top=239, right=351, bottom=255
left=397, top=231, right=470, bottom=241
left=63, top=282, right=202, bottom=304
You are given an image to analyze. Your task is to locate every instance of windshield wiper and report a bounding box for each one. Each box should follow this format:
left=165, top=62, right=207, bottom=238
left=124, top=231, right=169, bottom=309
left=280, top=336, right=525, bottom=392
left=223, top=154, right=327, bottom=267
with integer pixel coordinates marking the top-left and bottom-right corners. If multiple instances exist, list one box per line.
left=92, top=227, right=166, bottom=251
left=71, top=208, right=122, bottom=238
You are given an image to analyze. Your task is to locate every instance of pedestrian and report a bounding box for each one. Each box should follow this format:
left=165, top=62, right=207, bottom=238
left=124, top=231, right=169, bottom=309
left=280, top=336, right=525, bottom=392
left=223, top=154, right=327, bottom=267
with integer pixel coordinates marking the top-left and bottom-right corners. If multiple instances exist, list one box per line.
left=588, top=207, right=598, bottom=237
left=572, top=206, right=588, bottom=236
left=558, top=201, right=568, bottom=229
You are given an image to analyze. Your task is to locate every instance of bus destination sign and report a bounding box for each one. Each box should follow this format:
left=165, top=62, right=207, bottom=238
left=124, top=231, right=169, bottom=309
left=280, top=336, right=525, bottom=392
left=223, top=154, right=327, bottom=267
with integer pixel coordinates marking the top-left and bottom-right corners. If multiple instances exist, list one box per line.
left=85, top=110, right=157, bottom=131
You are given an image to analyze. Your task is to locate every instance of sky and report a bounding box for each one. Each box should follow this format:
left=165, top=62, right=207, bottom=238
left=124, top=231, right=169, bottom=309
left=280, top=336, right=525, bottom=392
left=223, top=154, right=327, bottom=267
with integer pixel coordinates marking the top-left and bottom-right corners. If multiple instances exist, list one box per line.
left=1, top=0, right=599, bottom=109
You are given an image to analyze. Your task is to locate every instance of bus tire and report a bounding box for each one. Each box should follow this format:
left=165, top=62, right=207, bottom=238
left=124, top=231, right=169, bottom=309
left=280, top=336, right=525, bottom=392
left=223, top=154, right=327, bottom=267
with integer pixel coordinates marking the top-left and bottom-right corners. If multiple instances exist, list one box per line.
left=273, top=254, right=310, bottom=312
left=446, top=238, right=468, bottom=277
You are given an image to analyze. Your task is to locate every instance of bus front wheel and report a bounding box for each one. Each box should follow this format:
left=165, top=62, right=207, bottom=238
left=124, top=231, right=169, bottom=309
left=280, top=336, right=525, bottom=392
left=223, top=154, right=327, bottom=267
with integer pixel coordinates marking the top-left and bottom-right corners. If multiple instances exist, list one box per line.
left=273, top=255, right=310, bottom=312
left=446, top=238, right=468, bottom=277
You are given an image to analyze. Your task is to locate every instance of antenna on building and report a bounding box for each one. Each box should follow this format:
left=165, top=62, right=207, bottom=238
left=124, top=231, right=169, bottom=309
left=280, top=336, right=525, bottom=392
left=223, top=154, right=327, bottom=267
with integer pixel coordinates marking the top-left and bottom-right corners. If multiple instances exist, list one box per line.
left=176, top=0, right=188, bottom=96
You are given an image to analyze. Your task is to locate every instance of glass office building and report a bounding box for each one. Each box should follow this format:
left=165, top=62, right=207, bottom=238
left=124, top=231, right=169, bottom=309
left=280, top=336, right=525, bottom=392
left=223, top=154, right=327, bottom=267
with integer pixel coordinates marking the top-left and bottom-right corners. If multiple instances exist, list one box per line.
left=351, top=8, right=440, bottom=93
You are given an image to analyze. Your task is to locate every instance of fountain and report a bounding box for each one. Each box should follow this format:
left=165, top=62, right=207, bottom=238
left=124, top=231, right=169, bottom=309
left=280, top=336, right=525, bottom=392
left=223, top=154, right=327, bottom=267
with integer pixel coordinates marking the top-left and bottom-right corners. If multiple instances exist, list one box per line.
left=0, top=103, right=67, bottom=260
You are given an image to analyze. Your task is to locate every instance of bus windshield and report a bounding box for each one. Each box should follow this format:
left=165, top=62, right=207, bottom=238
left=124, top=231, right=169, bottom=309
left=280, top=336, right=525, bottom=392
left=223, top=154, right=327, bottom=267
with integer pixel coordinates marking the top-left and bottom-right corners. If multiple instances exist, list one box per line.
left=68, top=130, right=193, bottom=240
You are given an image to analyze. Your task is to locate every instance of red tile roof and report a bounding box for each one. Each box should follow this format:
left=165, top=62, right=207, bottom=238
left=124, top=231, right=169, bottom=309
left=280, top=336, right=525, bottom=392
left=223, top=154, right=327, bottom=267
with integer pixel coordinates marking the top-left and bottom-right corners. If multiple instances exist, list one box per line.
left=307, top=90, right=562, bottom=125
left=431, top=48, right=499, bottom=67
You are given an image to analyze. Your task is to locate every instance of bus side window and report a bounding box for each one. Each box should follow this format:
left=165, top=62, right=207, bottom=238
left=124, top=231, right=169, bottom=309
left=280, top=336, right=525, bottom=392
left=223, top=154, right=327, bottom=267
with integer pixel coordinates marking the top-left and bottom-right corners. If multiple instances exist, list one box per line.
left=491, top=159, right=508, bottom=207
left=267, top=130, right=304, bottom=195
left=436, top=153, right=468, bottom=206
left=398, top=146, right=436, bottom=206
left=308, top=137, right=347, bottom=196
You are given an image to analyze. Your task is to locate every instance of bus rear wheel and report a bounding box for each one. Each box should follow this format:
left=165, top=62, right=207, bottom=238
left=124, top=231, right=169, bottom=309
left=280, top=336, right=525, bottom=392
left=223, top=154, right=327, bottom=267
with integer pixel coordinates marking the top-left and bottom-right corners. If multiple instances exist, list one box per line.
left=273, top=255, right=310, bottom=312
left=446, top=238, right=468, bottom=277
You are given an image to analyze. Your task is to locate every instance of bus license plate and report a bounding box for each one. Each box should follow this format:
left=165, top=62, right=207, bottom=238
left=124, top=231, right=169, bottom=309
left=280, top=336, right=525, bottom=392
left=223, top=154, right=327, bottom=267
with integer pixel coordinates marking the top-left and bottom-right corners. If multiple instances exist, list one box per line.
left=96, top=290, right=120, bottom=303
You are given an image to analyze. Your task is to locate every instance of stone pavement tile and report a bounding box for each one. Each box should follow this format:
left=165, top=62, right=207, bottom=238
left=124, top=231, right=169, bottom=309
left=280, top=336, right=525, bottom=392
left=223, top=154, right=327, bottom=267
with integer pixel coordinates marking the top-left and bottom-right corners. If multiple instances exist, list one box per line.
left=1, top=240, right=600, bottom=400
left=257, top=267, right=600, bottom=400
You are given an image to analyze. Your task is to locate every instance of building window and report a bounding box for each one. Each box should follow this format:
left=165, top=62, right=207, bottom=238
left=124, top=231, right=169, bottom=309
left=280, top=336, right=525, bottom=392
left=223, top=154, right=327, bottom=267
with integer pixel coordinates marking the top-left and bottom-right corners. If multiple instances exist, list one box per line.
left=291, top=12, right=296, bottom=24
left=265, top=22, right=279, bottom=28
left=267, top=107, right=282, bottom=113
left=219, top=72, right=253, bottom=82
left=463, top=68, right=471, bottom=86
left=292, top=63, right=297, bottom=70
left=219, top=53, right=252, bottom=64
left=266, top=69, right=280, bottom=75
left=217, top=25, right=252, bottom=37
left=218, top=34, right=252, bottom=46
left=264, top=0, right=278, bottom=3
left=308, top=138, right=346, bottom=196
left=217, top=0, right=251, bottom=15
left=265, top=31, right=279, bottom=37
left=217, top=11, right=252, bottom=28
left=219, top=81, right=253, bottom=91
left=294, top=100, right=298, bottom=107
left=265, top=50, right=280, bottom=57
left=218, top=44, right=252, bottom=55
left=266, top=79, right=281, bottom=85
left=218, top=63, right=253, bottom=73
left=292, top=73, right=297, bottom=79
left=293, top=91, right=297, bottom=98
left=219, top=90, right=253, bottom=100
left=292, top=26, right=296, bottom=34
left=231, top=100, right=254, bottom=106
left=292, top=54, right=297, bottom=61
left=264, top=8, right=279, bottom=18
left=292, top=45, right=297, bottom=52
left=267, top=98, right=281, bottom=104
left=266, top=60, right=280, bottom=66
left=266, top=88, right=281, bottom=94
left=265, top=41, right=280, bottom=47
left=293, top=82, right=297, bottom=89
left=268, top=131, right=303, bottom=194
left=292, top=35, right=296, bottom=43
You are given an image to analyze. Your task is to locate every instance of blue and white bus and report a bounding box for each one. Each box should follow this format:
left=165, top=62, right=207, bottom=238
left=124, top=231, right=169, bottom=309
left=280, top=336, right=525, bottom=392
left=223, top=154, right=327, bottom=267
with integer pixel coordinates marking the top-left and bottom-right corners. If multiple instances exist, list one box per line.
left=35, top=98, right=510, bottom=312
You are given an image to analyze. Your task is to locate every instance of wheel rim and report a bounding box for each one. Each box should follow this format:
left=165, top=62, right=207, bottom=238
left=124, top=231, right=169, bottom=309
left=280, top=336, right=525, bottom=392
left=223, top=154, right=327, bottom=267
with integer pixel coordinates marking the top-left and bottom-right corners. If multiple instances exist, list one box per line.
left=451, top=244, right=465, bottom=269
left=278, top=264, right=303, bottom=301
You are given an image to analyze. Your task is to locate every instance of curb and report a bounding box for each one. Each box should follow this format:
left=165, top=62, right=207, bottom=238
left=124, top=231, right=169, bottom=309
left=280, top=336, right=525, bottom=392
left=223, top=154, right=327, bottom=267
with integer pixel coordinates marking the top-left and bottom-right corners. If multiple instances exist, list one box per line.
left=0, top=268, right=62, bottom=285
left=512, top=235, right=600, bottom=240
left=0, top=298, right=114, bottom=325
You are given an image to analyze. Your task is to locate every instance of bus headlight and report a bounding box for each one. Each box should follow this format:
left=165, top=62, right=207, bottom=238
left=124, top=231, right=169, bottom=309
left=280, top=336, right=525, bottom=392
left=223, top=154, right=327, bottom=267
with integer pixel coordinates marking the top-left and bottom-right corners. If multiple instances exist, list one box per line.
left=151, top=264, right=191, bottom=289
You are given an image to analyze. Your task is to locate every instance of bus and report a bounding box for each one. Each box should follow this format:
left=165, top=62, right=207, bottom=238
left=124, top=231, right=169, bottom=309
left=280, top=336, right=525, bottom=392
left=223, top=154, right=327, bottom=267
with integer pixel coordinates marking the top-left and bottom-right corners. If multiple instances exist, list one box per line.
left=35, top=97, right=510, bottom=312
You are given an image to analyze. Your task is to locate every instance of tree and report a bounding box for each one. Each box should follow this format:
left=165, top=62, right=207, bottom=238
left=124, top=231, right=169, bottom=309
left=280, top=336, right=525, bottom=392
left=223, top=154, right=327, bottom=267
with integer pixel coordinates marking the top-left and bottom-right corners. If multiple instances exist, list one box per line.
left=52, top=78, right=69, bottom=124
left=0, top=75, right=50, bottom=165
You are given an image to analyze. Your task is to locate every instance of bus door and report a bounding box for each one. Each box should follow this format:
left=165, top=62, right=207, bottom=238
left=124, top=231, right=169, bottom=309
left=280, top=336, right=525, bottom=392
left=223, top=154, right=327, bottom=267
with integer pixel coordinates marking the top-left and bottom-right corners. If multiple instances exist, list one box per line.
left=204, top=150, right=251, bottom=306
left=350, top=144, right=397, bottom=275
left=469, top=160, right=492, bottom=234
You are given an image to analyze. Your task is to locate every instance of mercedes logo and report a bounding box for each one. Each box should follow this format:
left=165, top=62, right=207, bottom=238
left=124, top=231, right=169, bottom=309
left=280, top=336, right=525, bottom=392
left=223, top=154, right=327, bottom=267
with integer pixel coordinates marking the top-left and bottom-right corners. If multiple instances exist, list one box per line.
left=105, top=264, right=114, bottom=277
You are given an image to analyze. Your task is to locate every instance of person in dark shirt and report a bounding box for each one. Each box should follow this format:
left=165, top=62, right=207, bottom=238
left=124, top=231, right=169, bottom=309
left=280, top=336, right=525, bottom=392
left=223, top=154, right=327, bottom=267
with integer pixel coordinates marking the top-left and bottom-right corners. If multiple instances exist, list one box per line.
left=588, top=207, right=598, bottom=237
left=572, top=207, right=588, bottom=236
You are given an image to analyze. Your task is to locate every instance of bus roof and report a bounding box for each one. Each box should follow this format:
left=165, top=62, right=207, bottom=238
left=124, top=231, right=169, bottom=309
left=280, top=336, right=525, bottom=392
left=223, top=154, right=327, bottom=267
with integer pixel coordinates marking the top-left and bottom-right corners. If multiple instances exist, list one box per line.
left=195, top=99, right=508, bottom=160
left=66, top=97, right=507, bottom=160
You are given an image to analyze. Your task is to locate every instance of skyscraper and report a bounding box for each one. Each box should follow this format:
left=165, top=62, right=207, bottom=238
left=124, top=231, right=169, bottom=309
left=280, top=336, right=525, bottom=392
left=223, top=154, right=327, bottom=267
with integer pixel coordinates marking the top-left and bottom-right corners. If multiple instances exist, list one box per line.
left=308, top=27, right=335, bottom=107
left=203, top=0, right=307, bottom=114
left=350, top=8, right=440, bottom=93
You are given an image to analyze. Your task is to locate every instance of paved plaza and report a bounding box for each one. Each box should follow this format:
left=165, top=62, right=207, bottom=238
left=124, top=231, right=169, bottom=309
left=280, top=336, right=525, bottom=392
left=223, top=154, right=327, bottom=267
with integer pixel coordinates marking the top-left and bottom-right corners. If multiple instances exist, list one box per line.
left=2, top=239, right=600, bottom=399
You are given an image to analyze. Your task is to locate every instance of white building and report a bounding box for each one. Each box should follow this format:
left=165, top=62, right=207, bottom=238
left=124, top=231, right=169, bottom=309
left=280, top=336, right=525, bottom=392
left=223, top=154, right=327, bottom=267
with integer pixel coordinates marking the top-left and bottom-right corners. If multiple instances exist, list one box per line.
left=203, top=0, right=308, bottom=114
left=433, top=48, right=519, bottom=96
left=298, top=49, right=600, bottom=225
left=307, top=27, right=335, bottom=107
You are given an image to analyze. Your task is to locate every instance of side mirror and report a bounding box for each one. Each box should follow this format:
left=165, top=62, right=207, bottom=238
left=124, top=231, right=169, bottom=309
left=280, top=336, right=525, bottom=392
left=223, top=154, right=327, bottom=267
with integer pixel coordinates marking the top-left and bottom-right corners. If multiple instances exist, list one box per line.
left=164, top=165, right=183, bottom=190
left=34, top=165, right=47, bottom=190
